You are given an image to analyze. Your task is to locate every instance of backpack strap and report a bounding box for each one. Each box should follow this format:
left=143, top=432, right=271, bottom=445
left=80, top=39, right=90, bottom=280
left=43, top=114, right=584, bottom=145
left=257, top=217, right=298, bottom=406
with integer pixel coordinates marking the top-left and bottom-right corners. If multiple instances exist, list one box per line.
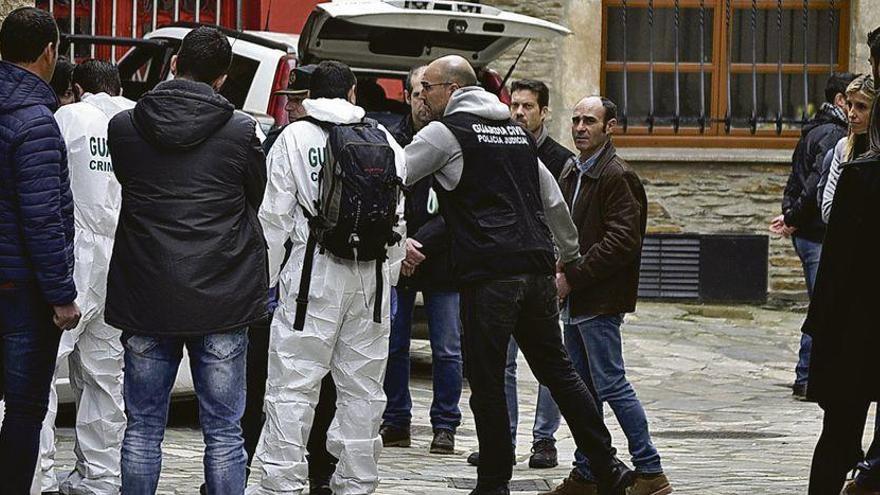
left=373, top=258, right=383, bottom=324
left=293, top=231, right=319, bottom=331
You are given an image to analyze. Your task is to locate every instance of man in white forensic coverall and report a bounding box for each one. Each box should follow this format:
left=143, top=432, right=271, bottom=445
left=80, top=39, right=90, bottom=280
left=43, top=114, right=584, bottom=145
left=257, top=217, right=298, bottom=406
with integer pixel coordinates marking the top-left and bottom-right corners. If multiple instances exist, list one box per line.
left=248, top=61, right=405, bottom=495
left=34, top=60, right=134, bottom=495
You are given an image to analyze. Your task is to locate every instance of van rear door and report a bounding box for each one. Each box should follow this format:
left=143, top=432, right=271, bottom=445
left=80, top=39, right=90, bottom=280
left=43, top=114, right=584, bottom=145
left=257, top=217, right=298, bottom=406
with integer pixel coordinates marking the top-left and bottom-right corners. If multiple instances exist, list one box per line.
left=298, top=0, right=570, bottom=73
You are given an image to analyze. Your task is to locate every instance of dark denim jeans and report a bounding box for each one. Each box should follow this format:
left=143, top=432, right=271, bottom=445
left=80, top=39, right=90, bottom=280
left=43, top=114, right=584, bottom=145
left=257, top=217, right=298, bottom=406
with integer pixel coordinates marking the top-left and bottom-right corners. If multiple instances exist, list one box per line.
left=121, top=329, right=248, bottom=495
left=0, top=284, right=62, bottom=494
left=383, top=287, right=463, bottom=431
left=793, top=236, right=822, bottom=387
left=460, top=274, right=616, bottom=490
left=565, top=314, right=662, bottom=480
left=505, top=338, right=561, bottom=445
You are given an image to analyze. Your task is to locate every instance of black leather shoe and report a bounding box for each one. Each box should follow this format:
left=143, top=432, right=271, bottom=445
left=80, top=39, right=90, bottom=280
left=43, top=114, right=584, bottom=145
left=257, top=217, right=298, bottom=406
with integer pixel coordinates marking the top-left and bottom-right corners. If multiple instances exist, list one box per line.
left=466, top=450, right=516, bottom=466
left=468, top=482, right=510, bottom=495
left=309, top=477, right=332, bottom=495
left=529, top=438, right=558, bottom=468
left=430, top=428, right=455, bottom=454
left=597, top=457, right=635, bottom=495
left=380, top=424, right=411, bottom=447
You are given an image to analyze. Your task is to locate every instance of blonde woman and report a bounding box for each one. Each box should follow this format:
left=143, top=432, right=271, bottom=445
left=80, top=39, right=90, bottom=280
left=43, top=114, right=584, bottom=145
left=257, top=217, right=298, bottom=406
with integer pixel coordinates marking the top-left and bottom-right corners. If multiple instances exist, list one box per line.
left=821, top=74, right=876, bottom=223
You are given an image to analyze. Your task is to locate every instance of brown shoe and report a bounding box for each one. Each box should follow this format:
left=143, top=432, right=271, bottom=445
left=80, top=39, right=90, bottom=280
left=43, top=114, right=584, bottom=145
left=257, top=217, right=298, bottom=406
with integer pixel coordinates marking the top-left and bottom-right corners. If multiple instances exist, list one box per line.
left=627, top=473, right=672, bottom=495
left=539, top=472, right=599, bottom=495
left=842, top=480, right=880, bottom=495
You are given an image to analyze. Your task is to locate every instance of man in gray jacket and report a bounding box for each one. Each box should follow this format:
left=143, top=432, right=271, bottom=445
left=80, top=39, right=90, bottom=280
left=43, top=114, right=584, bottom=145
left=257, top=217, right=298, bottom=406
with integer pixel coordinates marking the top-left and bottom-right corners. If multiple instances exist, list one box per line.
left=403, top=55, right=631, bottom=495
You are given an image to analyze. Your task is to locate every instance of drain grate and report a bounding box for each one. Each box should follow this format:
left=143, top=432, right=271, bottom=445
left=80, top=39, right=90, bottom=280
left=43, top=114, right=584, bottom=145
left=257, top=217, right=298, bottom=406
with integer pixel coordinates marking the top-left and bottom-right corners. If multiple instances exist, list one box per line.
left=652, top=430, right=784, bottom=440
left=449, top=478, right=553, bottom=491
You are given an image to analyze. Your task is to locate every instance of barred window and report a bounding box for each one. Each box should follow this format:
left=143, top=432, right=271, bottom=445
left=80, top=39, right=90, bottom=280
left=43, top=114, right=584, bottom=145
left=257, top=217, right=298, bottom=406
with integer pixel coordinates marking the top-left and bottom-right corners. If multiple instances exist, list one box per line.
left=602, top=0, right=849, bottom=148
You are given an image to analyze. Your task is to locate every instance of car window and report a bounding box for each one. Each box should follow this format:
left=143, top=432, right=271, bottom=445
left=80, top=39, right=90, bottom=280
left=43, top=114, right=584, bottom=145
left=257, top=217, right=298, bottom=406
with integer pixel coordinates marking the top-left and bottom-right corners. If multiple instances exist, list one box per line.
left=220, top=55, right=259, bottom=109
left=117, top=43, right=176, bottom=100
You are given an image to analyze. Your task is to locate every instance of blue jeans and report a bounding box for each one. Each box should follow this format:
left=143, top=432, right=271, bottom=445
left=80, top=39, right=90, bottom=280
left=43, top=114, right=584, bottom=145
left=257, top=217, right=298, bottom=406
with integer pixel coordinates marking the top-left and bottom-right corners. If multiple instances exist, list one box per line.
left=564, top=314, right=662, bottom=480
left=383, top=288, right=463, bottom=431
left=0, top=284, right=62, bottom=494
left=121, top=329, right=248, bottom=494
left=505, top=338, right=561, bottom=445
left=793, top=236, right=822, bottom=386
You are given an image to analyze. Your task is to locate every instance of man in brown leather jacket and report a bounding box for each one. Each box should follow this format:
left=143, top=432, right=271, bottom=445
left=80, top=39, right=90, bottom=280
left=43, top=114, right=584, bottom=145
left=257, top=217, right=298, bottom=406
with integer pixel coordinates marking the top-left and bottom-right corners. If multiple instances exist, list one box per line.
left=544, top=96, right=671, bottom=495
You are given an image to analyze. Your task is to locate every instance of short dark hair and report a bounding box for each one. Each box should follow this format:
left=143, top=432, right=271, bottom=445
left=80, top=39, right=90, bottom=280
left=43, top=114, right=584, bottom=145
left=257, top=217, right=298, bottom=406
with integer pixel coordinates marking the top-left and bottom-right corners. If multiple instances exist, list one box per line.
left=511, top=79, right=550, bottom=109
left=825, top=72, right=857, bottom=103
left=0, top=7, right=59, bottom=64
left=404, top=65, right=427, bottom=94
left=869, top=26, right=880, bottom=61
left=599, top=96, right=618, bottom=125
left=175, top=26, right=231, bottom=84
left=310, top=60, right=356, bottom=100
left=73, top=59, right=121, bottom=96
left=50, top=56, right=75, bottom=98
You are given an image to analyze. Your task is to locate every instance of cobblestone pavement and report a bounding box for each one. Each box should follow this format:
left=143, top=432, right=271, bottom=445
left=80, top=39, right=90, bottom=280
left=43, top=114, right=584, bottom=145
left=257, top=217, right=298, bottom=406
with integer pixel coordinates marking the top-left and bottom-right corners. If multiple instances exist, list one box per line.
left=52, top=302, right=876, bottom=494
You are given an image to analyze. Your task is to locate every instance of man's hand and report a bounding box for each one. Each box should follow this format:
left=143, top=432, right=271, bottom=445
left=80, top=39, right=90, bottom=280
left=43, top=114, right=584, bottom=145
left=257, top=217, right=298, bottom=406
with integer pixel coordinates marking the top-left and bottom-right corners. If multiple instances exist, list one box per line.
left=53, top=302, right=81, bottom=331
left=556, top=272, right=572, bottom=302
left=769, top=215, right=797, bottom=238
left=405, top=238, right=426, bottom=266
left=401, top=238, right=426, bottom=278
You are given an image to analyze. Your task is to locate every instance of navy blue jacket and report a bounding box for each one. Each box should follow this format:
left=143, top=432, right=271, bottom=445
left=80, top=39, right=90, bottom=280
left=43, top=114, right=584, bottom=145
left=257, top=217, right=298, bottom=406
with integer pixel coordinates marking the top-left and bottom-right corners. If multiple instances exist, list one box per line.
left=0, top=62, right=76, bottom=305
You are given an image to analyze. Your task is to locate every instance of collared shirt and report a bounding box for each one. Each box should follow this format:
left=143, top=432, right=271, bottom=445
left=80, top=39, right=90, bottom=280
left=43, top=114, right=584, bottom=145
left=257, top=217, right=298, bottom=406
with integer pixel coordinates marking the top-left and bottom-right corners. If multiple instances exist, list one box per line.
left=571, top=142, right=607, bottom=204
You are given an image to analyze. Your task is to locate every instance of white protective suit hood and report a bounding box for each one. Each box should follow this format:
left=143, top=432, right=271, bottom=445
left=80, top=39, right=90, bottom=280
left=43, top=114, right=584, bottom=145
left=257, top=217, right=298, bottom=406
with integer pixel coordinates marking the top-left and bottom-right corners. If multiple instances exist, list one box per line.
left=303, top=97, right=366, bottom=124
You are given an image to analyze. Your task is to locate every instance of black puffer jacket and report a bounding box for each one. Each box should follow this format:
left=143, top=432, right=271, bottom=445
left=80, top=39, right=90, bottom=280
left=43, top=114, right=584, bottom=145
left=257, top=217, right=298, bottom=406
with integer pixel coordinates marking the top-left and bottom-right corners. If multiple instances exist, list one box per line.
left=106, top=79, right=268, bottom=336
left=783, top=104, right=848, bottom=242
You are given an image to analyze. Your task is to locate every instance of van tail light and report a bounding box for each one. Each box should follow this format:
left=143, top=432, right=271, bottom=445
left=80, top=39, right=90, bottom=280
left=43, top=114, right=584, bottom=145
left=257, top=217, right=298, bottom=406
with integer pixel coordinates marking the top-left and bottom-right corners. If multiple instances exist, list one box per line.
left=480, top=68, right=511, bottom=105
left=267, top=55, right=297, bottom=127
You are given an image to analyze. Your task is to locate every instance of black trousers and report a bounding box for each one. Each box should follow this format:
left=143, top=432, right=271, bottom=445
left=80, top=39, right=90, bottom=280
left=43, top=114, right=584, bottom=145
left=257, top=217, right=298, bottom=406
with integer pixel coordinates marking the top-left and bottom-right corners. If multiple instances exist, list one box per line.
left=809, top=400, right=874, bottom=495
left=460, top=274, right=617, bottom=488
left=242, top=318, right=338, bottom=481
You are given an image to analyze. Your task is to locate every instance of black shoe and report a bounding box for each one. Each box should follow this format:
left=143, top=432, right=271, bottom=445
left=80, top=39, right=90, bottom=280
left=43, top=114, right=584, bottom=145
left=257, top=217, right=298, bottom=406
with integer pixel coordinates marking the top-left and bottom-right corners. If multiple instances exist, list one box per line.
left=529, top=438, right=558, bottom=469
left=380, top=424, right=411, bottom=447
left=792, top=382, right=808, bottom=400
left=309, top=478, right=332, bottom=495
left=468, top=482, right=510, bottom=495
left=199, top=484, right=207, bottom=495
left=596, top=458, right=635, bottom=495
left=430, top=428, right=455, bottom=454
left=466, top=450, right=516, bottom=466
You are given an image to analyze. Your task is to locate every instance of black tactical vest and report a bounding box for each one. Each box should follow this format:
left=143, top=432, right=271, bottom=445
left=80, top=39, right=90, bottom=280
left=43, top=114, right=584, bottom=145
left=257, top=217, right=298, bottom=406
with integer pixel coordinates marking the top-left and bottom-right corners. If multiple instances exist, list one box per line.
left=438, top=112, right=556, bottom=283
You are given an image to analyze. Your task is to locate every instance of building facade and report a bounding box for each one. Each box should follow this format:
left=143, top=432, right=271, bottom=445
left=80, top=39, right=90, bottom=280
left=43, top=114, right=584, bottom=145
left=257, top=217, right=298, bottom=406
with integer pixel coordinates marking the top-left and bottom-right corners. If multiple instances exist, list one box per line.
left=486, top=0, right=878, bottom=304
left=30, top=0, right=879, bottom=303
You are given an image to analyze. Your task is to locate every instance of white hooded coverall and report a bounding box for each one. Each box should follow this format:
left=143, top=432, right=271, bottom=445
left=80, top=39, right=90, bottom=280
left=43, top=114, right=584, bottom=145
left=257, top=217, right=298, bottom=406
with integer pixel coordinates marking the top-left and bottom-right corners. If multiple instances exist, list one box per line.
left=33, top=92, right=135, bottom=494
left=248, top=98, right=406, bottom=495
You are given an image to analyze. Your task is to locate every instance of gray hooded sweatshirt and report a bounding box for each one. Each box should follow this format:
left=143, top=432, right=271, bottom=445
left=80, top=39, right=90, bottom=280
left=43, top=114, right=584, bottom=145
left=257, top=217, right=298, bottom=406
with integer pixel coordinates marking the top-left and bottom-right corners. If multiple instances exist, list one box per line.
left=404, top=86, right=581, bottom=264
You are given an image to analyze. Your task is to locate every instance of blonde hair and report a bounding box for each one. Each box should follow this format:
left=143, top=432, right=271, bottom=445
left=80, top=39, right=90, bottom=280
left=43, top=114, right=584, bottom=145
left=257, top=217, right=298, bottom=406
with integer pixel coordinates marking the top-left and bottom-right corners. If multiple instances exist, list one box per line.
left=845, top=74, right=876, bottom=160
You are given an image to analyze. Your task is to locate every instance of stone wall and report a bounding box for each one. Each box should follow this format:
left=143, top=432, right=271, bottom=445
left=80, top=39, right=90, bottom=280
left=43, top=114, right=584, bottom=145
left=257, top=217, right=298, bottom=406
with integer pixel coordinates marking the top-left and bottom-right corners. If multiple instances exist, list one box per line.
left=625, top=157, right=805, bottom=305
left=0, top=0, right=32, bottom=23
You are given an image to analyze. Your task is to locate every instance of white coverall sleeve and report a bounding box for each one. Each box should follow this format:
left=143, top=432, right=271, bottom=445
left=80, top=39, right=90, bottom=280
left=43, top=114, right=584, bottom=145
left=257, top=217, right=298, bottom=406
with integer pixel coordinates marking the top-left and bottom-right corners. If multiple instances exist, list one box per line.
left=381, top=124, right=407, bottom=287
left=538, top=159, right=581, bottom=264
left=821, top=138, right=846, bottom=224
left=259, top=132, right=300, bottom=287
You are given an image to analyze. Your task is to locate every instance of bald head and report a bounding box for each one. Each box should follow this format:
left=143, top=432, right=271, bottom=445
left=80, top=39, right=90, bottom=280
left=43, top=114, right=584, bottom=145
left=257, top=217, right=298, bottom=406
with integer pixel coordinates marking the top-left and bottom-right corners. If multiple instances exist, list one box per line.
left=572, top=95, right=618, bottom=159
left=419, top=55, right=479, bottom=122
left=427, top=55, right=478, bottom=87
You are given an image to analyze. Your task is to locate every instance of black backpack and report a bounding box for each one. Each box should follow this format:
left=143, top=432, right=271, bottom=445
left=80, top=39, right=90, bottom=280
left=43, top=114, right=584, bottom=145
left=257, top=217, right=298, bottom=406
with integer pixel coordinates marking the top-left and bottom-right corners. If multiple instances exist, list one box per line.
left=294, top=117, right=403, bottom=330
